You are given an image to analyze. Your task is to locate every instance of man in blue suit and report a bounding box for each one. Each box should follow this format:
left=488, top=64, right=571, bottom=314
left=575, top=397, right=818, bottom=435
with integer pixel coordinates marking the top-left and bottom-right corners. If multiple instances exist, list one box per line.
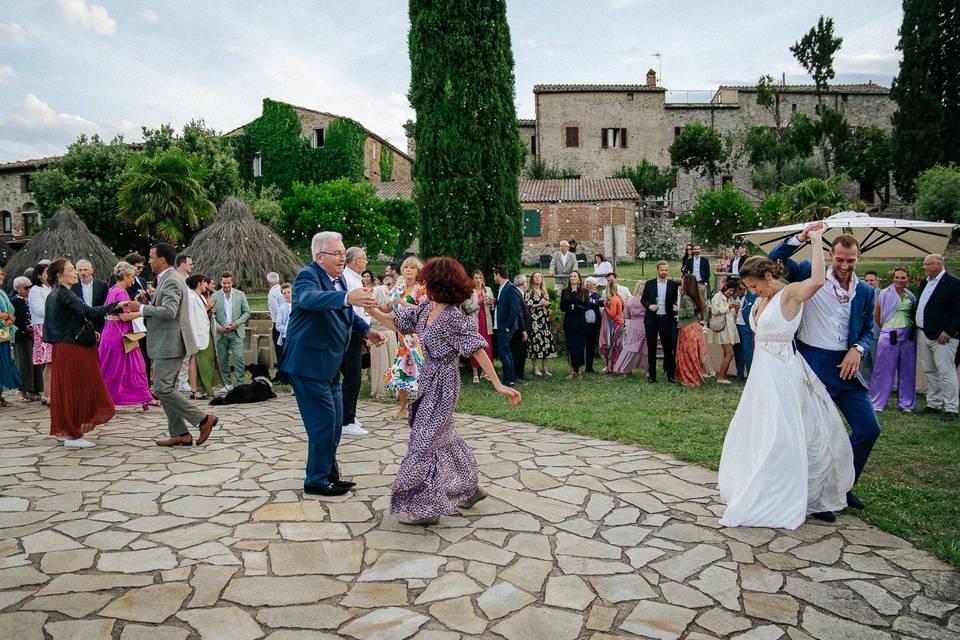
left=279, top=231, right=385, bottom=497
left=492, top=265, right=522, bottom=387
left=769, top=220, right=880, bottom=512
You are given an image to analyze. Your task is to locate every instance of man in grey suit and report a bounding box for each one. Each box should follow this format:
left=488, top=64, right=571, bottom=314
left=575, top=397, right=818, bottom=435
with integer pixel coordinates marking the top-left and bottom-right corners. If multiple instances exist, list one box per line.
left=129, top=243, right=218, bottom=446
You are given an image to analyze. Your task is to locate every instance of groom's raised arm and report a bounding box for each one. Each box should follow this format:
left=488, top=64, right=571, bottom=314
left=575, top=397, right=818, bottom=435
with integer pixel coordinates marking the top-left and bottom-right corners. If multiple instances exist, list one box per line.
left=768, top=236, right=810, bottom=284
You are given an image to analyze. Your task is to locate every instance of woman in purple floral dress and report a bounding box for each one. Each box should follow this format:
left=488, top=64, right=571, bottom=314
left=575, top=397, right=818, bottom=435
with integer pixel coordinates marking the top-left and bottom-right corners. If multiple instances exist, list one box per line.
left=367, top=257, right=521, bottom=525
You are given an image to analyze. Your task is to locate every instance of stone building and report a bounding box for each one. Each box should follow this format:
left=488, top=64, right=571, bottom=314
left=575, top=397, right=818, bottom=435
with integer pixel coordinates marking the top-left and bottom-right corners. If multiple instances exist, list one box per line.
left=521, top=71, right=897, bottom=211
left=376, top=179, right=640, bottom=265
left=226, top=102, right=412, bottom=184
left=0, top=156, right=56, bottom=241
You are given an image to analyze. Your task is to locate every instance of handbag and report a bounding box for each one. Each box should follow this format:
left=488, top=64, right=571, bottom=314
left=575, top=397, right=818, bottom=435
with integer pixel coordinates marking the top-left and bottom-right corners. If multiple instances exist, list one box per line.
left=123, top=332, right=146, bottom=353
left=708, top=309, right=727, bottom=333
left=0, top=327, right=10, bottom=343
left=74, top=318, right=98, bottom=347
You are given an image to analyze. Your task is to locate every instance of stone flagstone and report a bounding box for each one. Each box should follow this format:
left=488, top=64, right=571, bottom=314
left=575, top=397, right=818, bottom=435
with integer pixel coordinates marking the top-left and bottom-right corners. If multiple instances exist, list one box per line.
left=0, top=397, right=956, bottom=640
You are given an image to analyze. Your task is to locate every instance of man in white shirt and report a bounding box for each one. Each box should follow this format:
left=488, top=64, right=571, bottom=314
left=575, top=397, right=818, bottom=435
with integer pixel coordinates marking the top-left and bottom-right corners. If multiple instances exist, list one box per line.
left=640, top=261, right=679, bottom=383
left=174, top=254, right=194, bottom=391
left=731, top=245, right=749, bottom=276
left=340, top=247, right=370, bottom=435
left=70, top=259, right=108, bottom=333
left=604, top=272, right=631, bottom=300
left=266, top=272, right=288, bottom=383
left=769, top=220, right=880, bottom=512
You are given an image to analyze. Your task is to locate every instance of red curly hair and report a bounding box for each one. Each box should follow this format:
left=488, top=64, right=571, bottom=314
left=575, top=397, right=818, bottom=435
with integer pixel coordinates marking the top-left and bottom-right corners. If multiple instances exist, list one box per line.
left=420, top=257, right=474, bottom=305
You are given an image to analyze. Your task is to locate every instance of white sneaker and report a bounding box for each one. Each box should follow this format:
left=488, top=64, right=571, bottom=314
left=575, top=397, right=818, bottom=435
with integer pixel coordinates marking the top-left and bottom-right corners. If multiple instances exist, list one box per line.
left=341, top=422, right=369, bottom=436
left=64, top=438, right=95, bottom=448
left=178, top=383, right=192, bottom=393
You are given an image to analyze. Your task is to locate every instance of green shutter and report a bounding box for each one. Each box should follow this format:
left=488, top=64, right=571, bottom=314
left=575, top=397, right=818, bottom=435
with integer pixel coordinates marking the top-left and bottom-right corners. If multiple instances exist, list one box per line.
left=523, top=209, right=541, bottom=237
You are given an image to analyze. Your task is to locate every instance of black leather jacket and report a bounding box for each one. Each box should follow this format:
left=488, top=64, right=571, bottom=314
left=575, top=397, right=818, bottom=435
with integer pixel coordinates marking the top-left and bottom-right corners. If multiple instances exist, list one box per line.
left=41, top=287, right=119, bottom=345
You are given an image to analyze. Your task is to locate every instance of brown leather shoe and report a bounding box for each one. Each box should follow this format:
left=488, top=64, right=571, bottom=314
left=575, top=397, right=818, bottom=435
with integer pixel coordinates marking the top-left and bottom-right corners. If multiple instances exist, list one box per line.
left=156, top=434, right=193, bottom=447
left=196, top=415, right=219, bottom=446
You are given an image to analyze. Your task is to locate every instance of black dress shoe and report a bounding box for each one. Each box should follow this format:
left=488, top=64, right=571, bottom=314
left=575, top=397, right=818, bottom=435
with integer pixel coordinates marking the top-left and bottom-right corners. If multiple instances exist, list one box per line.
left=846, top=492, right=865, bottom=510
left=303, top=483, right=350, bottom=496
left=647, top=376, right=656, bottom=384
left=941, top=412, right=958, bottom=422
left=667, top=376, right=678, bottom=384
left=811, top=511, right=836, bottom=523
left=334, top=479, right=357, bottom=488
left=921, top=406, right=942, bottom=415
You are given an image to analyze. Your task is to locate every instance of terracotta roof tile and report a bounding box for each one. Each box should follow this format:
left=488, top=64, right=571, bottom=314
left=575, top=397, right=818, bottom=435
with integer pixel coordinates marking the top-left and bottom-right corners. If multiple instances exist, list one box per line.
left=519, top=178, right=638, bottom=202
left=0, top=155, right=61, bottom=171
left=534, top=84, right=664, bottom=94
left=718, top=82, right=889, bottom=94
left=375, top=181, right=414, bottom=200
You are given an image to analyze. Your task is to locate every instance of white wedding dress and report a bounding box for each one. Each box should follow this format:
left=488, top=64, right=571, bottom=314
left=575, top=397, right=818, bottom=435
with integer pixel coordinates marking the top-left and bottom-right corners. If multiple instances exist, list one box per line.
left=718, top=290, right=855, bottom=529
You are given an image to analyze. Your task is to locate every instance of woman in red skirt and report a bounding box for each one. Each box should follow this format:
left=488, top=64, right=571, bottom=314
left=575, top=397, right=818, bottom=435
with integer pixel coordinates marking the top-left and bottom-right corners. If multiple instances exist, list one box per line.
left=676, top=274, right=708, bottom=387
left=42, top=258, right=129, bottom=448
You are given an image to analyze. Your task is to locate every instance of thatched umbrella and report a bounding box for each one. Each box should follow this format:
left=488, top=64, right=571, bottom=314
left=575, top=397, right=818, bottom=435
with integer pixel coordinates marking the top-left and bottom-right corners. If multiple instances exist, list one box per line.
left=3, top=208, right=120, bottom=286
left=184, top=197, right=303, bottom=293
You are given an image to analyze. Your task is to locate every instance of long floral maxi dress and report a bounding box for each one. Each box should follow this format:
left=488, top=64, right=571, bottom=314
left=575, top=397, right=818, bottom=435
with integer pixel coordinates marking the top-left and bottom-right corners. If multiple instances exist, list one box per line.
left=391, top=301, right=488, bottom=519
left=384, top=283, right=426, bottom=397
left=525, top=289, right=556, bottom=359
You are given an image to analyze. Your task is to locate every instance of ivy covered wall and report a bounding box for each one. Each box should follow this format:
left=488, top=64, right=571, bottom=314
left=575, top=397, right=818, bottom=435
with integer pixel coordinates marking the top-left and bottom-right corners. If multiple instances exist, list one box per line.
left=232, top=99, right=367, bottom=195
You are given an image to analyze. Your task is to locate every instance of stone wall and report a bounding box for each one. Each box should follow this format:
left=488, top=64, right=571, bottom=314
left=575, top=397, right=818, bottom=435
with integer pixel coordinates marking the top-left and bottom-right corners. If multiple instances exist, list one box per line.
left=0, top=172, right=40, bottom=237
left=520, top=199, right=636, bottom=265
left=634, top=215, right=692, bottom=260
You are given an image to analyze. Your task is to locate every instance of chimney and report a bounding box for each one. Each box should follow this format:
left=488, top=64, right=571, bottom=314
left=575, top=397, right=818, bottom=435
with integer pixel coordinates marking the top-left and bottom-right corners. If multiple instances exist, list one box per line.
left=646, top=69, right=657, bottom=87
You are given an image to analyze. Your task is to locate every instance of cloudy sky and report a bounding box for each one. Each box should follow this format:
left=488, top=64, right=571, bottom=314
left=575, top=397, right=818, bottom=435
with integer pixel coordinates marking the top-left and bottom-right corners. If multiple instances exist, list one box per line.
left=0, top=0, right=903, bottom=163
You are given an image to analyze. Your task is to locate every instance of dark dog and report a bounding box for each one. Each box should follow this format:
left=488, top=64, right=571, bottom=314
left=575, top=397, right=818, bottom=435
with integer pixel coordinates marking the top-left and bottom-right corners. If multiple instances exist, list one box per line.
left=209, top=363, right=277, bottom=406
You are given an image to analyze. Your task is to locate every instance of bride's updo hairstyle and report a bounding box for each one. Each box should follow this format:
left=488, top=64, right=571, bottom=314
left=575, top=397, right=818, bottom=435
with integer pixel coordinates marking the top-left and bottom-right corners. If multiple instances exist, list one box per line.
left=738, top=256, right=785, bottom=281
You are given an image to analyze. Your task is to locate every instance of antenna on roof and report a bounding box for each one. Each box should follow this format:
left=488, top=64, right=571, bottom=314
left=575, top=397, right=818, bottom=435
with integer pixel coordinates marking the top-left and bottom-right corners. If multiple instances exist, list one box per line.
left=652, top=52, right=662, bottom=85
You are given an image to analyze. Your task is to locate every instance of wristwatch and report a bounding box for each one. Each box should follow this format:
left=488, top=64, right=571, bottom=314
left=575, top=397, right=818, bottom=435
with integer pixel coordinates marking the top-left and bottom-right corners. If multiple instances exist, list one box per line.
left=852, top=345, right=865, bottom=356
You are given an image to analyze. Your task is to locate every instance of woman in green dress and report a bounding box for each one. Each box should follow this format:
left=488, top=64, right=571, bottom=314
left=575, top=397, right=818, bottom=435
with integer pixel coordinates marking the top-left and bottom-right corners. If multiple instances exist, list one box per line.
left=187, top=275, right=222, bottom=399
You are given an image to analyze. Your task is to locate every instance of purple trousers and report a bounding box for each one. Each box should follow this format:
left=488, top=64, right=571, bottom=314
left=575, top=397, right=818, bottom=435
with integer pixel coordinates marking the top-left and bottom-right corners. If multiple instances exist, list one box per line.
left=869, top=328, right=917, bottom=411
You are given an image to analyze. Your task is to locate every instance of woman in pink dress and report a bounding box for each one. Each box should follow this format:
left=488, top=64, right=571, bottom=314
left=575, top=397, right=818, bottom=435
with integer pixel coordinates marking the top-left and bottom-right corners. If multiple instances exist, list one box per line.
left=98, top=262, right=156, bottom=410
left=612, top=280, right=648, bottom=375
left=460, top=270, right=494, bottom=383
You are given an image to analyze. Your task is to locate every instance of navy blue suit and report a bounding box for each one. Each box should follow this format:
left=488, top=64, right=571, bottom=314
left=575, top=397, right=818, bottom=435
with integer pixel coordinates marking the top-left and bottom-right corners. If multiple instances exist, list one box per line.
left=494, top=281, right=521, bottom=385
left=279, top=262, right=370, bottom=487
left=769, top=238, right=880, bottom=482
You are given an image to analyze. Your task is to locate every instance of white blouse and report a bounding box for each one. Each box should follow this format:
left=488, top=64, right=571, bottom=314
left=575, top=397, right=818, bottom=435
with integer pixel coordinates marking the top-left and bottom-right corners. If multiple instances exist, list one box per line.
left=28, top=284, right=51, bottom=326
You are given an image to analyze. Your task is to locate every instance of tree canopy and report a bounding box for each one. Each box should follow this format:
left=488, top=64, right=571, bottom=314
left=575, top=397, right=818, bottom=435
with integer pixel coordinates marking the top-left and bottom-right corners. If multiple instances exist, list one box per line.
left=914, top=164, right=960, bottom=224
left=613, top=160, right=677, bottom=199
left=669, top=122, right=727, bottom=182
left=408, top=0, right=524, bottom=276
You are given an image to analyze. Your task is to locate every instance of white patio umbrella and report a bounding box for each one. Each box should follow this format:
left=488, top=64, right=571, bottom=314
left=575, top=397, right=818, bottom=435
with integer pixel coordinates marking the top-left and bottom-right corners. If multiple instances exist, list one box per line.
left=737, top=211, right=956, bottom=259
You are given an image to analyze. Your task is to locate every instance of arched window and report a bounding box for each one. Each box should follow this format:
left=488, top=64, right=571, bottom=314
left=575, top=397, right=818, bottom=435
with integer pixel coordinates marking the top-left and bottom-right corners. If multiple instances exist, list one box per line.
left=1, top=211, right=11, bottom=234
left=21, top=202, right=38, bottom=235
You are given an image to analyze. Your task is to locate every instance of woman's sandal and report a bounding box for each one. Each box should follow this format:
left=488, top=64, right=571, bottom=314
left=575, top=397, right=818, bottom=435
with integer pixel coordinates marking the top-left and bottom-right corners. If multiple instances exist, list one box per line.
left=0, top=398, right=9, bottom=408
left=460, top=487, right=488, bottom=509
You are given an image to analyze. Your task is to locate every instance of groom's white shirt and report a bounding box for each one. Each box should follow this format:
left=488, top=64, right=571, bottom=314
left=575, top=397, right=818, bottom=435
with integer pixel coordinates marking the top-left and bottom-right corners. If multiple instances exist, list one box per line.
left=796, top=267, right=858, bottom=351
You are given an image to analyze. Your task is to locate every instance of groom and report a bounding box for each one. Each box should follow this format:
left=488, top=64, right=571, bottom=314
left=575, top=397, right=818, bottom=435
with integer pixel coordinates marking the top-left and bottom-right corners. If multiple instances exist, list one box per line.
left=769, top=220, right=880, bottom=511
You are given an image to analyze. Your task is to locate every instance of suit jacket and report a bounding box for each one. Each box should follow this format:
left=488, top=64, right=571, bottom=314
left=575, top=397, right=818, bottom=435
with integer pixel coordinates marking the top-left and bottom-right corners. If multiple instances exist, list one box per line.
left=682, top=256, right=711, bottom=284
left=517, top=290, right=533, bottom=333
left=127, top=276, right=151, bottom=302
left=494, top=281, right=521, bottom=333
left=549, top=251, right=577, bottom=288
left=769, top=238, right=876, bottom=387
left=913, top=271, right=960, bottom=340
left=279, top=262, right=370, bottom=381
left=212, top=288, right=251, bottom=338
left=640, top=278, right=679, bottom=323
left=731, top=255, right=749, bottom=275
left=140, top=268, right=197, bottom=360
left=738, top=290, right=757, bottom=331
left=71, top=278, right=109, bottom=332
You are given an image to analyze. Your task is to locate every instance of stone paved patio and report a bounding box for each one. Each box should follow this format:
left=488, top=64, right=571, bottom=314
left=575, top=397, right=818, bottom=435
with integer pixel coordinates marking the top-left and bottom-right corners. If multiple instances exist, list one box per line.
left=1, top=395, right=958, bottom=640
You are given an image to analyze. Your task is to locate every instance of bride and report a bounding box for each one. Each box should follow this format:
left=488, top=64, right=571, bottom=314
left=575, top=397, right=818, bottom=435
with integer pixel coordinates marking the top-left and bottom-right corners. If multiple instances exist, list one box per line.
left=719, top=225, right=854, bottom=528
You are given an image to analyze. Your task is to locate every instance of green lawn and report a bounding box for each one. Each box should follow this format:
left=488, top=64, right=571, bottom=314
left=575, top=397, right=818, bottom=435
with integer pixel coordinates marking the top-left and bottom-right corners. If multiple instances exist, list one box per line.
left=363, top=358, right=960, bottom=567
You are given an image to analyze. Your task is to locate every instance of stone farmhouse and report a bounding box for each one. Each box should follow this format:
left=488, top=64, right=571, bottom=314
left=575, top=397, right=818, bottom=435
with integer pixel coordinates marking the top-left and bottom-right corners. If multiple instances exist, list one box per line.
left=0, top=156, right=55, bottom=244
left=225, top=101, right=413, bottom=184
left=520, top=70, right=896, bottom=213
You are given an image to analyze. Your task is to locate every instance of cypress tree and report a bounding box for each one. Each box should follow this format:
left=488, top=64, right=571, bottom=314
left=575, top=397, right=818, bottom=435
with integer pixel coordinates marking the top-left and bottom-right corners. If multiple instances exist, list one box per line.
left=891, top=0, right=960, bottom=200
left=408, top=0, right=524, bottom=276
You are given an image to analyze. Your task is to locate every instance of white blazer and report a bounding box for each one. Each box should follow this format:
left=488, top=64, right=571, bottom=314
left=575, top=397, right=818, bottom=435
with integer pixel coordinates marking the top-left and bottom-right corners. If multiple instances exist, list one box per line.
left=189, top=291, right=211, bottom=351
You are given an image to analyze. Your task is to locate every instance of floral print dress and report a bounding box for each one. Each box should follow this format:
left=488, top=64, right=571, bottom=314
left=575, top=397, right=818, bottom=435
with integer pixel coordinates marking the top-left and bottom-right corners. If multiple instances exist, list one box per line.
left=525, top=289, right=556, bottom=359
left=390, top=300, right=488, bottom=519
left=384, top=283, right=426, bottom=396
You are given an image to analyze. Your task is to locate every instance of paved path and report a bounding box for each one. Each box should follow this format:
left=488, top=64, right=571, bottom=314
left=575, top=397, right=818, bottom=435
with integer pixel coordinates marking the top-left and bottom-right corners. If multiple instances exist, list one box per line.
left=1, top=395, right=958, bottom=640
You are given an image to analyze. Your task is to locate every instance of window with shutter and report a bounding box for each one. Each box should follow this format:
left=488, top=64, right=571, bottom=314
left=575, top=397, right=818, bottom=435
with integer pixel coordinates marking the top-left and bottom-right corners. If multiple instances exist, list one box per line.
left=530, top=135, right=536, bottom=156
left=252, top=152, right=262, bottom=177
left=620, top=128, right=628, bottom=148
left=565, top=126, right=579, bottom=148
left=313, top=128, right=325, bottom=148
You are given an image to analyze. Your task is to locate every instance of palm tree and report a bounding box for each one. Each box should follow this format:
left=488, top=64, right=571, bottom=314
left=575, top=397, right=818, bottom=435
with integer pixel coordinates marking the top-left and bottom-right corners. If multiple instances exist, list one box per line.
left=118, top=149, right=216, bottom=244
left=780, top=174, right=853, bottom=224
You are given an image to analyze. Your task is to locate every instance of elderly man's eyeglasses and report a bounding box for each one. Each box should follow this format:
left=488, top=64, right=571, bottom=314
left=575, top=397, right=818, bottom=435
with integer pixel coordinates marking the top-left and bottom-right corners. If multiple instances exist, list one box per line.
left=318, top=251, right=347, bottom=258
